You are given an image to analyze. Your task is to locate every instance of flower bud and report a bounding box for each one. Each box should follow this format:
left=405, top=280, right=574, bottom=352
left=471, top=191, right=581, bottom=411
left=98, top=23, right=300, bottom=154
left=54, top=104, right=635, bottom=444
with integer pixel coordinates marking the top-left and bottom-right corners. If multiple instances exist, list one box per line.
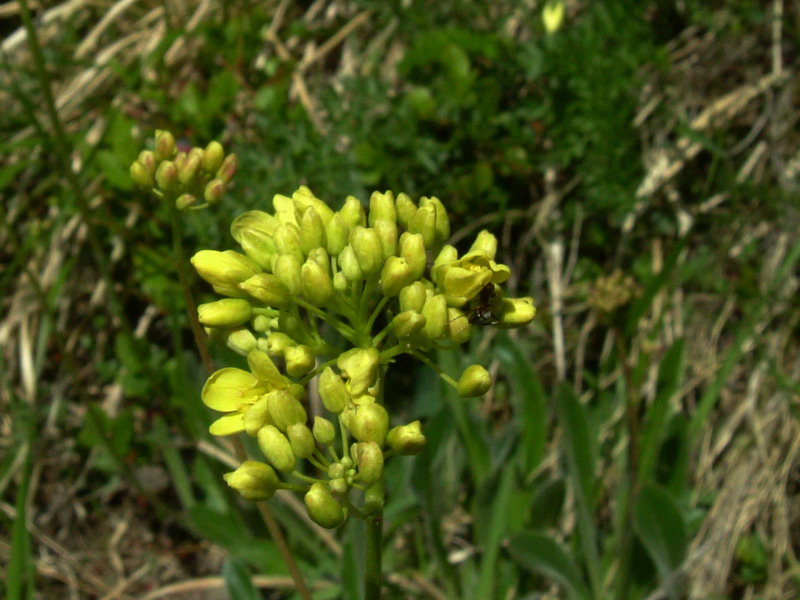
left=198, top=298, right=252, bottom=327
left=340, top=195, right=366, bottom=229
left=266, top=331, right=295, bottom=357
left=155, top=160, right=179, bottom=193
left=301, top=259, right=335, bottom=306
left=408, top=204, right=436, bottom=249
left=216, top=153, right=238, bottom=183
left=333, top=272, right=348, bottom=292
left=287, top=423, right=316, bottom=458
left=386, top=420, right=426, bottom=455
left=299, top=207, right=327, bottom=255
left=390, top=310, right=426, bottom=339
left=369, top=191, right=397, bottom=226
left=155, top=130, right=176, bottom=161
left=305, top=483, right=346, bottom=528
left=307, top=247, right=331, bottom=277
left=495, top=297, right=536, bottom=328
left=178, top=152, right=202, bottom=185
left=191, top=250, right=260, bottom=293
left=137, top=150, right=156, bottom=175
left=232, top=210, right=279, bottom=242
left=204, top=178, right=226, bottom=205
left=432, top=245, right=459, bottom=287
left=318, top=367, right=349, bottom=414
left=373, top=218, right=398, bottom=259
left=240, top=273, right=291, bottom=308
left=350, top=227, right=383, bottom=276
left=399, top=281, right=428, bottom=313
left=543, top=0, right=565, bottom=33
left=398, top=232, right=427, bottom=280
left=354, top=441, right=384, bottom=485
left=337, top=348, right=380, bottom=397
left=285, top=345, right=315, bottom=378
left=266, top=389, right=307, bottom=432
left=227, top=328, right=258, bottom=355
left=313, top=416, right=336, bottom=446
left=329, top=477, right=349, bottom=496
left=339, top=245, right=363, bottom=283
left=175, top=193, right=197, bottom=210
left=349, top=403, right=389, bottom=445
left=421, top=294, right=448, bottom=340
left=457, top=364, right=492, bottom=397
left=253, top=315, right=271, bottom=333
left=223, top=460, right=279, bottom=501
left=243, top=396, right=272, bottom=436
left=258, top=425, right=296, bottom=472
left=380, top=256, right=413, bottom=297
left=325, top=213, right=349, bottom=256
left=130, top=160, right=154, bottom=188
left=468, top=230, right=498, bottom=259
left=204, top=141, right=225, bottom=173
left=395, top=192, right=417, bottom=229
left=423, top=196, right=450, bottom=250
left=278, top=311, right=305, bottom=342
left=447, top=308, right=472, bottom=344
left=273, top=253, right=303, bottom=295
left=273, top=223, right=303, bottom=263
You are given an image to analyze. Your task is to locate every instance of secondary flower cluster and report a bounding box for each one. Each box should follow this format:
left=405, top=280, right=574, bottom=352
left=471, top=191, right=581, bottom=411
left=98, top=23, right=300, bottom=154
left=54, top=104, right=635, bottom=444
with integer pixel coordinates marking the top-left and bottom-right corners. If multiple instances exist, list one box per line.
left=190, top=181, right=534, bottom=527
left=130, top=130, right=237, bottom=210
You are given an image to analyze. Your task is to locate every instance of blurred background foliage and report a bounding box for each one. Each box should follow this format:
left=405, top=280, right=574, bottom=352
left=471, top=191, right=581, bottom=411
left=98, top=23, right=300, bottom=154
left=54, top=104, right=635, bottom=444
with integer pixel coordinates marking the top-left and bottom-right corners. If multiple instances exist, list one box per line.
left=1, top=0, right=799, bottom=599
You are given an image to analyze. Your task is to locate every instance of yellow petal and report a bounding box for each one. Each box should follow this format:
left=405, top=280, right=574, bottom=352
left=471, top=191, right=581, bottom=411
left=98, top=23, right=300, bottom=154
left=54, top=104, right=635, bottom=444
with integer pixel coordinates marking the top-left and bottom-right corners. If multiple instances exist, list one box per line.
left=210, top=413, right=245, bottom=435
left=202, top=368, right=261, bottom=411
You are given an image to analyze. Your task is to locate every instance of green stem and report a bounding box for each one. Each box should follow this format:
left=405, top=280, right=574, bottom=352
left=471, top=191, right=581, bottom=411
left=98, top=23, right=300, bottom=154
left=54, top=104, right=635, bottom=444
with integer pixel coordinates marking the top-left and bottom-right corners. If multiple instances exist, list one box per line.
left=410, top=349, right=459, bottom=389
left=294, top=297, right=357, bottom=342
left=364, top=512, right=384, bottom=600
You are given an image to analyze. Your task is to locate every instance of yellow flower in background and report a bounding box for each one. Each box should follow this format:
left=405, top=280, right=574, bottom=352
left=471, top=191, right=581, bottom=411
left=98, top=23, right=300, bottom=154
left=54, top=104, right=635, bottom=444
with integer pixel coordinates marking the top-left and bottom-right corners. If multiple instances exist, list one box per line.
left=543, top=0, right=565, bottom=34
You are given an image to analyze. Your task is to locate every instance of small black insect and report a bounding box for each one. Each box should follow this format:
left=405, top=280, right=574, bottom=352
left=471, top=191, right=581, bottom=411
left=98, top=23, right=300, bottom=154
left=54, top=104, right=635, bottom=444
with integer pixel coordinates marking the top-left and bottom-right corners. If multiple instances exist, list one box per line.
left=466, top=283, right=499, bottom=326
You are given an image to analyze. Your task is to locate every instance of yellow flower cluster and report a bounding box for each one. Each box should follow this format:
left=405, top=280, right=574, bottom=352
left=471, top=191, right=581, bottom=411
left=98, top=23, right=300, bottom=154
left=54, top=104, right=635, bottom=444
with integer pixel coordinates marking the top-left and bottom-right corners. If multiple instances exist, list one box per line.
left=191, top=186, right=535, bottom=527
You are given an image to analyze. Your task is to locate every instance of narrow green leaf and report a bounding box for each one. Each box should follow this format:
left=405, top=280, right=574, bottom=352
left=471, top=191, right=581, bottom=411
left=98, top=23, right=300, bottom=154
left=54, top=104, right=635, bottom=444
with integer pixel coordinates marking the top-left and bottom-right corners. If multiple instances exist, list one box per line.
left=475, top=467, right=516, bottom=600
left=506, top=532, right=590, bottom=600
left=528, top=478, right=566, bottom=529
left=222, top=558, right=261, bottom=600
left=638, top=340, right=684, bottom=482
left=496, top=334, right=547, bottom=474
left=633, top=483, right=687, bottom=596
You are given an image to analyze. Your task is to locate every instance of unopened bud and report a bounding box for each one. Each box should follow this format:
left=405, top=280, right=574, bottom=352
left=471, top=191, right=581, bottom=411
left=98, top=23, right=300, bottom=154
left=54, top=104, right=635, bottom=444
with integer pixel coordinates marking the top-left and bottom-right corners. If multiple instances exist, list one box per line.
left=301, top=259, right=335, bottom=306
left=266, top=331, right=295, bottom=357
left=349, top=403, right=389, bottom=445
left=204, top=178, right=226, bottom=205
left=198, top=298, right=252, bottom=327
left=447, top=308, right=472, bottom=344
left=432, top=245, right=459, bottom=287
left=227, top=328, right=258, bottom=355
left=130, top=160, right=154, bottom=188
left=287, top=423, right=316, bottom=458
left=337, top=348, right=380, bottom=397
left=457, top=365, right=492, bottom=397
left=395, top=193, right=417, bottom=229
left=340, top=195, right=366, bottom=229
left=223, top=460, right=279, bottom=501
left=155, top=160, right=179, bottom=193
left=299, top=207, right=327, bottom=255
left=373, top=218, right=397, bottom=259
left=305, top=483, right=346, bottom=528
left=204, top=141, right=225, bottom=173
left=391, top=310, right=426, bottom=338
left=191, top=250, right=260, bottom=291
left=273, top=254, right=303, bottom=295
left=350, top=227, right=383, bottom=276
left=285, top=345, right=315, bottom=378
left=318, top=367, right=349, bottom=414
left=258, top=425, right=296, bottom=472
left=329, top=477, right=349, bottom=496
left=313, top=416, right=337, bottom=446
left=397, top=232, right=426, bottom=280
left=137, top=150, right=156, bottom=175
left=243, top=397, right=272, bottom=436
left=469, top=230, right=498, bottom=259
left=216, top=153, right=237, bottom=183
left=495, top=297, right=536, bottom=328
left=354, top=441, right=384, bottom=485
left=424, top=196, right=450, bottom=250
left=339, top=245, right=363, bottom=283
left=386, top=420, right=426, bottom=455
left=240, top=273, right=291, bottom=308
left=421, top=294, right=448, bottom=340
left=175, top=193, right=196, bottom=210
left=155, top=130, right=176, bottom=161
left=307, top=247, right=331, bottom=276
left=380, top=256, right=413, bottom=297
left=267, top=389, right=307, bottom=432
left=325, top=213, right=349, bottom=256
left=409, top=204, right=436, bottom=249
left=178, top=152, right=202, bottom=185
left=369, top=191, right=397, bottom=226
left=273, top=223, right=303, bottom=263
left=399, top=281, right=427, bottom=313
